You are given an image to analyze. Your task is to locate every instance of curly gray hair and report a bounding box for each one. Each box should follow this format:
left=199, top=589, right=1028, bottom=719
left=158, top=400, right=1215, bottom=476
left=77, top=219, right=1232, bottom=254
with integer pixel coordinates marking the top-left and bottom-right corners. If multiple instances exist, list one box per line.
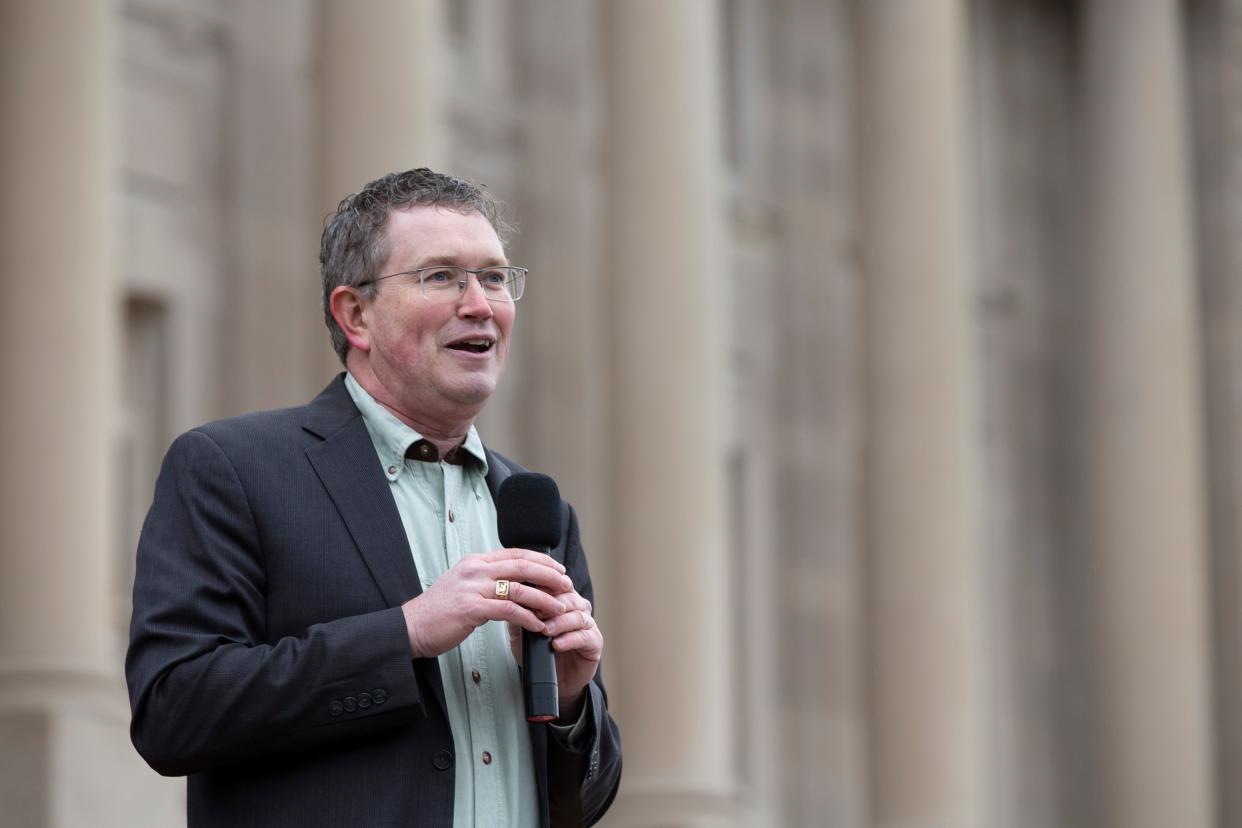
left=319, top=167, right=515, bottom=364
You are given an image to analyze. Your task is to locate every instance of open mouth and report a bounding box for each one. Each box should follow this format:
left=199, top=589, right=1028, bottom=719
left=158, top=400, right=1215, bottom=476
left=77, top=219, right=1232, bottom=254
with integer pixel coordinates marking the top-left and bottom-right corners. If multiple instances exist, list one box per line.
left=447, top=339, right=494, bottom=354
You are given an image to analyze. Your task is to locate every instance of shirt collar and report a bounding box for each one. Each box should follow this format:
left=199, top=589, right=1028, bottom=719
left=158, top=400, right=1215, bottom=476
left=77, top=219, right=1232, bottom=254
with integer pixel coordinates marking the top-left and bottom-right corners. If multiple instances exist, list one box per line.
left=344, top=372, right=489, bottom=482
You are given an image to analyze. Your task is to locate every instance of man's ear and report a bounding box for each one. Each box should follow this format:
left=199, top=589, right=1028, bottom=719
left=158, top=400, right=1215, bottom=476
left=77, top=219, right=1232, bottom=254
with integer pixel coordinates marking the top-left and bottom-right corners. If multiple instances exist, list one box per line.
left=329, top=285, right=372, bottom=353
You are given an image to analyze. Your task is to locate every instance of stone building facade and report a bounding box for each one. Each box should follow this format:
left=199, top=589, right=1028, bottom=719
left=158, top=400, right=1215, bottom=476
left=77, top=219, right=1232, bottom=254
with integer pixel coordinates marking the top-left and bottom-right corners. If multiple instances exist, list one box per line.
left=1, top=1, right=1240, bottom=827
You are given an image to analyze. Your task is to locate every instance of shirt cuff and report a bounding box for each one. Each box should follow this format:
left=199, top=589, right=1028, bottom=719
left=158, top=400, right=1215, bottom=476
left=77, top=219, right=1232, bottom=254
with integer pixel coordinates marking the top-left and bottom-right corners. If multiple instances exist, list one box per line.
left=547, top=687, right=594, bottom=752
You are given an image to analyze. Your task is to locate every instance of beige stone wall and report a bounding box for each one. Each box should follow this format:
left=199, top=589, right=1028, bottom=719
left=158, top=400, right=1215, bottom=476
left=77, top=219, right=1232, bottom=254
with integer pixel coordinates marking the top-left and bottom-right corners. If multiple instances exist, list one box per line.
left=2, top=1, right=1240, bottom=826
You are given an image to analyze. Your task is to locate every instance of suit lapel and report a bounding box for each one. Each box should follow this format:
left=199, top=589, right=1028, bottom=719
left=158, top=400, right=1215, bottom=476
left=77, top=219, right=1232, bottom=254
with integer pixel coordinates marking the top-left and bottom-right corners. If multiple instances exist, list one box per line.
left=303, top=376, right=447, bottom=715
left=306, top=419, right=421, bottom=608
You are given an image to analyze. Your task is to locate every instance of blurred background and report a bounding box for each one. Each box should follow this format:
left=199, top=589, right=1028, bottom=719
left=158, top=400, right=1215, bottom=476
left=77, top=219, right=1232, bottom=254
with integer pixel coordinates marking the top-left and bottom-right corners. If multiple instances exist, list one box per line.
left=1, top=0, right=1240, bottom=826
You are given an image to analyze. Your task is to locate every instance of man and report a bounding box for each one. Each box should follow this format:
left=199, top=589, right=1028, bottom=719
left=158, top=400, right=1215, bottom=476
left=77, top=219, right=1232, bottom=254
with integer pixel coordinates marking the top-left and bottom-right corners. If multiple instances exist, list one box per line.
left=126, top=168, right=621, bottom=827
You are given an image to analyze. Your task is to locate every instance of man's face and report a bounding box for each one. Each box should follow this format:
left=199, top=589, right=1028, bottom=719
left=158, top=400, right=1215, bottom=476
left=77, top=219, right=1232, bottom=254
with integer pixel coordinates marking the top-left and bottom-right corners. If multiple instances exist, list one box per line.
left=359, top=205, right=514, bottom=418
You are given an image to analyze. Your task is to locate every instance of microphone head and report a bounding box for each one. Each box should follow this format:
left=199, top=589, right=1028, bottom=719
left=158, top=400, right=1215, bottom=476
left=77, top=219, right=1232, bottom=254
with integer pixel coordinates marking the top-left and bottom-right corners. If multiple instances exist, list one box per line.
left=496, top=473, right=562, bottom=548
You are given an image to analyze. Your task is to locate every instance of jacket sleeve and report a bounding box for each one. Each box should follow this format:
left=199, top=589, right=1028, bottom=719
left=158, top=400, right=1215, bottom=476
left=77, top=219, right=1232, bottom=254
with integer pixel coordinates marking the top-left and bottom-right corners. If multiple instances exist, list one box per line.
left=545, top=503, right=623, bottom=826
left=125, top=429, right=427, bottom=776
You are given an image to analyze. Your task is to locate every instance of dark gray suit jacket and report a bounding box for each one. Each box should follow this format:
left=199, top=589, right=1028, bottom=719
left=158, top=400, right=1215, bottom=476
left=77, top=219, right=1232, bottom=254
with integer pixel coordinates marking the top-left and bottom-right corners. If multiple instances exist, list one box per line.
left=126, top=375, right=621, bottom=827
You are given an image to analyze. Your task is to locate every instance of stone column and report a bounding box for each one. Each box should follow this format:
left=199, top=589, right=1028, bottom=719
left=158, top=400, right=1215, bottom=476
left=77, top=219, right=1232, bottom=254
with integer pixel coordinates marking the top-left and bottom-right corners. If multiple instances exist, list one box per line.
left=1084, top=2, right=1215, bottom=827
left=603, top=2, right=735, bottom=824
left=0, top=0, right=117, bottom=687
left=228, top=2, right=324, bottom=412
left=509, top=0, right=612, bottom=629
left=858, top=3, right=988, bottom=828
left=0, top=2, right=166, bottom=825
left=1192, top=1, right=1242, bottom=825
left=317, top=0, right=446, bottom=372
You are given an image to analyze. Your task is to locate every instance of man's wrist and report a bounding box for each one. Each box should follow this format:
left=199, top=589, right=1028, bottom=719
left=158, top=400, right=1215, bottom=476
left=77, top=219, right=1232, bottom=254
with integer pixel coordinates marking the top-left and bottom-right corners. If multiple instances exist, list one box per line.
left=556, top=687, right=586, bottom=724
left=548, top=684, right=594, bottom=751
left=402, top=598, right=429, bottom=658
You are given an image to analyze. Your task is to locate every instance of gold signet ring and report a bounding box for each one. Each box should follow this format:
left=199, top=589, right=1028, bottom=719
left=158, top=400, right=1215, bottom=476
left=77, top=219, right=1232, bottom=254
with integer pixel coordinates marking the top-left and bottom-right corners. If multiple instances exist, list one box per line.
left=495, top=580, right=511, bottom=600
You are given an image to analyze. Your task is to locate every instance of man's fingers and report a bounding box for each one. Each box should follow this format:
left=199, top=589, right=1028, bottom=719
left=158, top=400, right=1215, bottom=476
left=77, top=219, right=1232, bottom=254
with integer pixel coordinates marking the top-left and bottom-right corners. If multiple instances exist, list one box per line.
left=489, top=558, right=573, bottom=593
left=543, top=605, right=594, bottom=637
left=481, top=547, right=566, bottom=574
left=484, top=599, right=547, bottom=634
left=556, top=593, right=592, bottom=614
left=502, top=581, right=566, bottom=617
left=551, top=628, right=602, bottom=656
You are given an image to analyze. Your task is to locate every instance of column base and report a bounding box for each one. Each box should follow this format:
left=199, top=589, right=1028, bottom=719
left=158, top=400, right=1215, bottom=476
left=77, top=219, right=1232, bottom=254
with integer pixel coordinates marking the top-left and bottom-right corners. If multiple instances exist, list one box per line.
left=0, top=665, right=184, bottom=828
left=605, top=785, right=740, bottom=828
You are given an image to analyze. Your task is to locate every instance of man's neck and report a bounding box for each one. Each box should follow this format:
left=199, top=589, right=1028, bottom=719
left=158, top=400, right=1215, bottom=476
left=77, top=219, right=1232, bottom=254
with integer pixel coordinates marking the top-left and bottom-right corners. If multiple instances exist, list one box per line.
left=345, top=361, right=479, bottom=458
left=382, top=406, right=469, bottom=460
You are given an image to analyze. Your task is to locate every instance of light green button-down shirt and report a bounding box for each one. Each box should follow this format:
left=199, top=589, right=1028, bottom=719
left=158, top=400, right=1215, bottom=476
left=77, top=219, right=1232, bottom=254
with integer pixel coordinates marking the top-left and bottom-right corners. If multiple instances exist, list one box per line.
left=346, top=373, right=538, bottom=828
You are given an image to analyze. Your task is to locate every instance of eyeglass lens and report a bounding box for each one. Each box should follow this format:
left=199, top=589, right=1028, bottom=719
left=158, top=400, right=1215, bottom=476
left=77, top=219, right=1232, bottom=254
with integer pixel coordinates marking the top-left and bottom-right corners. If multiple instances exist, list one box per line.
left=421, top=267, right=524, bottom=302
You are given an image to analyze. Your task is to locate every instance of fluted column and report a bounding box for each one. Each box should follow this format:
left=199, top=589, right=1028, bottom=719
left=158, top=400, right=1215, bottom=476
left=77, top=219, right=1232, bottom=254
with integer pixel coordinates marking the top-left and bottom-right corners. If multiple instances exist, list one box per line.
left=1084, top=2, right=1215, bottom=827
left=229, top=2, right=323, bottom=412
left=1198, top=2, right=1242, bottom=825
left=318, top=0, right=445, bottom=195
left=604, top=2, right=734, bottom=825
left=859, top=3, right=987, bottom=827
left=0, top=0, right=118, bottom=698
left=318, top=0, right=446, bottom=371
left=0, top=1, right=134, bottom=824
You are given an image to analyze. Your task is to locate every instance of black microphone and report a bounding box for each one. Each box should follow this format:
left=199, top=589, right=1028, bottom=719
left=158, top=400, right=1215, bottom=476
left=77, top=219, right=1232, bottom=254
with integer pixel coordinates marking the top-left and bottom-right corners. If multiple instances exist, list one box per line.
left=496, top=472, right=563, bottom=723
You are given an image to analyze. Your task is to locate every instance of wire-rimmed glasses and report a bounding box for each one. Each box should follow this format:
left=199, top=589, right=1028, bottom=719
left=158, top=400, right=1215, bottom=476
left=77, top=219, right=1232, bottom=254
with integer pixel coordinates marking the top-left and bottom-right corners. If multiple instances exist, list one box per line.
left=358, top=265, right=527, bottom=303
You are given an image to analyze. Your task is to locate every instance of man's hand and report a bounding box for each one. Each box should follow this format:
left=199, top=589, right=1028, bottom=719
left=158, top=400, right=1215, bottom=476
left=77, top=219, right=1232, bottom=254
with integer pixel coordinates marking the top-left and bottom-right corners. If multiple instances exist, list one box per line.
left=401, top=548, right=573, bottom=659
left=508, top=586, right=603, bottom=722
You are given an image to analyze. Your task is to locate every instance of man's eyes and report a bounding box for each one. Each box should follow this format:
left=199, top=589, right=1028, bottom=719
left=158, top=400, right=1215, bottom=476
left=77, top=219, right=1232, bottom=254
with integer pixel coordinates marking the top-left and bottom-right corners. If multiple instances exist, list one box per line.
left=419, top=268, right=507, bottom=288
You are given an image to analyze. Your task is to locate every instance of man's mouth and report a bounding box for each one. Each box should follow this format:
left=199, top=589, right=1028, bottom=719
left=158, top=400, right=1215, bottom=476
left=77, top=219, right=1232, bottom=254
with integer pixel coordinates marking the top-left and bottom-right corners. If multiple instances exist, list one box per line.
left=447, top=338, right=494, bottom=354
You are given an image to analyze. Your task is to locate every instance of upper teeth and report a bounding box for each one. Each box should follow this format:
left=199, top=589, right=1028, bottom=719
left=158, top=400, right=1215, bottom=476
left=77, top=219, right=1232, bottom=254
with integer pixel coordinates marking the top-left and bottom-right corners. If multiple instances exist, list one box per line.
left=462, top=340, right=489, bottom=346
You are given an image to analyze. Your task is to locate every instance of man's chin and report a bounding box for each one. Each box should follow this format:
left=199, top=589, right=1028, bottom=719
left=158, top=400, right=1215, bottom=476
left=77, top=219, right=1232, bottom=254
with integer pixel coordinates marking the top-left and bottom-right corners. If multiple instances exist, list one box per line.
left=440, top=377, right=499, bottom=408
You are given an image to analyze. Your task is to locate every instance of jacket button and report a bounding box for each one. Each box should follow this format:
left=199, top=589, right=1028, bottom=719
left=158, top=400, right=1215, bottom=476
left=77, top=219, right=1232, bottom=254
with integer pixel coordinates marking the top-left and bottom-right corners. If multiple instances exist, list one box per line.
left=328, top=700, right=343, bottom=717
left=373, top=688, right=387, bottom=705
left=358, top=692, right=372, bottom=709
left=432, top=749, right=454, bottom=770
left=343, top=696, right=357, bottom=712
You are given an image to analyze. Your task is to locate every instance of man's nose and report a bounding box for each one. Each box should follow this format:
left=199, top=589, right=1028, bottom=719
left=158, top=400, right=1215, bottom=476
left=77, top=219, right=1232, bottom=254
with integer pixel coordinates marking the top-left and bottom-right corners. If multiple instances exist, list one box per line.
left=457, top=273, right=494, bottom=318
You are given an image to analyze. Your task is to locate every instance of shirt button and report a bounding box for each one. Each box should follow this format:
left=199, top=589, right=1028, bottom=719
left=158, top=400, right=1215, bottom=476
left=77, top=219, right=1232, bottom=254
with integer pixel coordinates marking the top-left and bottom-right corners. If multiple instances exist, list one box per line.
left=481, top=751, right=492, bottom=765
left=448, top=510, right=455, bottom=523
left=387, top=465, right=397, bottom=475
left=471, top=670, right=481, bottom=684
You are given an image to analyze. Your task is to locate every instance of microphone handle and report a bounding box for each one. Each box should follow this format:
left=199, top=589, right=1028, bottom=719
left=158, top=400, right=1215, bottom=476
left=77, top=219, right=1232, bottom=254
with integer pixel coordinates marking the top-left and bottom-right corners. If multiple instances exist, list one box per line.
left=521, top=545, right=559, bottom=723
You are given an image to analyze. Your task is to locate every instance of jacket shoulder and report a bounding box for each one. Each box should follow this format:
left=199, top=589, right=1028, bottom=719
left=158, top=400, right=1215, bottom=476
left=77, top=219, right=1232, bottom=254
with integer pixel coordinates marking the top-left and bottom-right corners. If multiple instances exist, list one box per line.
left=192, top=403, right=313, bottom=445
left=183, top=376, right=355, bottom=456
